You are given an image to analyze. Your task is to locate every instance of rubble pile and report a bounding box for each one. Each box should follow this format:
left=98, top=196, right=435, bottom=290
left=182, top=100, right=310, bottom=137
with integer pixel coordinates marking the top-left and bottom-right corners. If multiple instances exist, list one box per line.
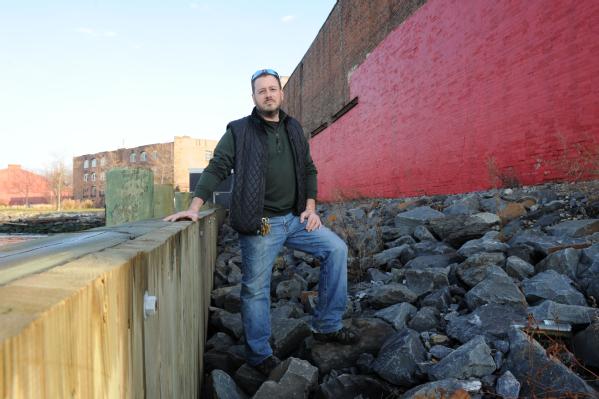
left=205, top=181, right=599, bottom=398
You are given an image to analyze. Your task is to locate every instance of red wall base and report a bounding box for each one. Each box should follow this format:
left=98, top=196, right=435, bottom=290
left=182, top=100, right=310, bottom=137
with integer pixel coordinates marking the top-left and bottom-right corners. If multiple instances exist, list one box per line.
left=311, top=0, right=599, bottom=201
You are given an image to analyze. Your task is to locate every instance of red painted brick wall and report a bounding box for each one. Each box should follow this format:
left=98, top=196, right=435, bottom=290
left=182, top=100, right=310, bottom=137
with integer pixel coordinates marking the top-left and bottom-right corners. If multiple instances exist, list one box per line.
left=0, top=165, right=51, bottom=205
left=311, top=0, right=599, bottom=201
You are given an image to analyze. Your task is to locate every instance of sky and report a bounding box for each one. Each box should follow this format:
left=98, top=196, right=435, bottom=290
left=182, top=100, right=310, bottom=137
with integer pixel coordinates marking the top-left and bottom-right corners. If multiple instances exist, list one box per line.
left=0, top=1, right=336, bottom=173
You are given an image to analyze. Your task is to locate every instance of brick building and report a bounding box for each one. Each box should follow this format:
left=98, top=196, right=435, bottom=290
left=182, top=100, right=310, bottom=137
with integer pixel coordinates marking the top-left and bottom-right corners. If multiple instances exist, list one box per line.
left=0, top=164, right=52, bottom=206
left=284, top=0, right=599, bottom=201
left=73, top=136, right=217, bottom=206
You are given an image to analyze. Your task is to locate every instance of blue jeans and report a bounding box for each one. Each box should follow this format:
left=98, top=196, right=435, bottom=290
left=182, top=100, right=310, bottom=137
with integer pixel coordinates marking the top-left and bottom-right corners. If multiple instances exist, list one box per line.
left=238, top=212, right=348, bottom=365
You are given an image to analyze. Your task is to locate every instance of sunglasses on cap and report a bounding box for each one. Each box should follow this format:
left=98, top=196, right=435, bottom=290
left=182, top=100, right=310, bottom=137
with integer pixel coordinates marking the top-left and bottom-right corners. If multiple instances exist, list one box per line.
left=251, top=69, right=280, bottom=82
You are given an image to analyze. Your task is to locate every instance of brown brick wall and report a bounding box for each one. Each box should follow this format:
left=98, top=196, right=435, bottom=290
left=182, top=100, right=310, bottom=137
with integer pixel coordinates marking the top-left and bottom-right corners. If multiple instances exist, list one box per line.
left=283, top=0, right=427, bottom=135
left=73, top=143, right=174, bottom=206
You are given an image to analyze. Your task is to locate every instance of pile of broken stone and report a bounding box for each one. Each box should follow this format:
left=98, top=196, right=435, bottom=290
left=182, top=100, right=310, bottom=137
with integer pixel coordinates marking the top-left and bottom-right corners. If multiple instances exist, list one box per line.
left=206, top=181, right=599, bottom=398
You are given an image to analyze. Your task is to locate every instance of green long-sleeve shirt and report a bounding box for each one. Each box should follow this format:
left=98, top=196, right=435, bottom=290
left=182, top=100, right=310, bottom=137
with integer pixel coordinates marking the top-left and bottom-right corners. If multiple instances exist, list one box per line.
left=194, top=112, right=318, bottom=217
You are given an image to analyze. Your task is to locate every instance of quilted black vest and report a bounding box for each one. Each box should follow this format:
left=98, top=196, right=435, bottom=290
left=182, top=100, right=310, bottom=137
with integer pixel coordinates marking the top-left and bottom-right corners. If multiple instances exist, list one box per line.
left=227, top=108, right=308, bottom=235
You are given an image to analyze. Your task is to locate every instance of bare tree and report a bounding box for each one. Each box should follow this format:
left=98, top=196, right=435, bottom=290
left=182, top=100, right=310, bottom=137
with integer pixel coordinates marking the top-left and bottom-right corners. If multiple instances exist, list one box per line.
left=45, top=159, right=72, bottom=210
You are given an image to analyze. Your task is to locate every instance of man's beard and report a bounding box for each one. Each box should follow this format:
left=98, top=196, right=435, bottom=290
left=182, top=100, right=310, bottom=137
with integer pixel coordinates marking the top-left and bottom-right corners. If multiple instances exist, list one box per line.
left=256, top=103, right=280, bottom=119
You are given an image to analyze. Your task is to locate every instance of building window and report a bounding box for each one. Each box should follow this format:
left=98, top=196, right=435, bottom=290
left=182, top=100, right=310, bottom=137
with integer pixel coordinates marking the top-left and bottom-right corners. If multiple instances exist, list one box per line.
left=91, top=172, right=96, bottom=181
left=100, top=157, right=106, bottom=167
left=140, top=151, right=147, bottom=162
left=152, top=151, right=158, bottom=160
left=91, top=158, right=97, bottom=168
left=91, top=186, right=96, bottom=196
left=130, top=152, right=137, bottom=163
left=84, top=173, right=88, bottom=182
left=84, top=160, right=89, bottom=169
left=205, top=150, right=213, bottom=161
left=100, top=172, right=105, bottom=181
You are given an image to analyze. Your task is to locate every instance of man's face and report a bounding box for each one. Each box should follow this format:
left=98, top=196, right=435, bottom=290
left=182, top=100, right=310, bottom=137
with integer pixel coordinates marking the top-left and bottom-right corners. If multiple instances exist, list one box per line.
left=252, top=75, right=284, bottom=114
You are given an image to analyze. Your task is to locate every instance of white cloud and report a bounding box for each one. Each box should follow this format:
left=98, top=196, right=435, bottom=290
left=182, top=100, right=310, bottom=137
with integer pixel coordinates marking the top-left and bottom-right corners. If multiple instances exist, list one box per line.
left=75, top=28, right=117, bottom=38
left=281, top=15, right=295, bottom=23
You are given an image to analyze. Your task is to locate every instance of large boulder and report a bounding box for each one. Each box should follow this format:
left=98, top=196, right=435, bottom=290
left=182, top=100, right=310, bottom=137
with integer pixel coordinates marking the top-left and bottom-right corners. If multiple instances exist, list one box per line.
left=208, top=369, right=248, bottom=399
left=428, top=335, right=496, bottom=380
left=210, top=308, right=244, bottom=339
left=547, top=219, right=599, bottom=237
left=372, top=244, right=413, bottom=267
left=504, top=256, right=535, bottom=280
left=374, top=302, right=417, bottom=330
left=429, top=212, right=500, bottom=247
left=528, top=300, right=599, bottom=324
left=404, top=267, right=450, bottom=296
left=367, top=283, right=418, bottom=308
left=572, top=322, right=599, bottom=369
left=464, top=273, right=526, bottom=310
left=535, top=247, right=581, bottom=279
left=401, top=379, right=482, bottom=399
left=394, top=206, right=445, bottom=235
left=253, top=357, right=318, bottom=399
left=234, top=364, right=266, bottom=396
left=446, top=303, right=527, bottom=344
left=457, top=231, right=509, bottom=257
left=504, top=327, right=597, bottom=397
left=372, top=329, right=427, bottom=386
left=271, top=318, right=312, bottom=359
left=317, top=374, right=394, bottom=399
left=308, top=318, right=394, bottom=373
left=456, top=252, right=506, bottom=288
left=521, top=270, right=587, bottom=306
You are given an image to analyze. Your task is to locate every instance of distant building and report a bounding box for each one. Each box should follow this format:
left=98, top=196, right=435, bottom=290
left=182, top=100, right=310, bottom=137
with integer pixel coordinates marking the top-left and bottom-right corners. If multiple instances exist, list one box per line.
left=72, top=136, right=218, bottom=206
left=0, top=165, right=51, bottom=206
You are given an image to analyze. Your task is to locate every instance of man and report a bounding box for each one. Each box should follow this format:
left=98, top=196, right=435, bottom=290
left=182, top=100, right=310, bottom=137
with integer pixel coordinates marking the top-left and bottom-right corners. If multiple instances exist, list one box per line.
left=164, top=69, right=357, bottom=376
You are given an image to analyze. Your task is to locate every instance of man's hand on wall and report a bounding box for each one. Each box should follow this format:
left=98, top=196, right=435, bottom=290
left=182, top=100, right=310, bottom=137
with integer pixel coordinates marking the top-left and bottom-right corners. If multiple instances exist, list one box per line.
left=163, top=210, right=201, bottom=222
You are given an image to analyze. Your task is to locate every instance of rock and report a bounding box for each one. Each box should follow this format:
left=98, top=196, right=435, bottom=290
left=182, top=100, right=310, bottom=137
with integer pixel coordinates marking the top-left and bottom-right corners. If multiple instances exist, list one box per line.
left=464, top=273, right=526, bottom=310
left=206, top=332, right=235, bottom=352
left=413, top=240, right=457, bottom=256
left=457, top=234, right=509, bottom=257
left=428, top=335, right=496, bottom=380
left=408, top=306, right=440, bottom=332
left=394, top=206, right=445, bottom=235
left=318, top=374, right=394, bottom=399
left=429, top=345, right=454, bottom=359
left=294, top=263, right=320, bottom=287
left=227, top=263, right=242, bottom=285
left=253, top=357, right=318, bottom=399
left=404, top=254, right=456, bottom=269
left=308, top=318, right=394, bottom=374
left=456, top=252, right=506, bottom=287
left=572, top=322, right=599, bottom=368
left=429, top=213, right=500, bottom=247
left=498, top=202, right=527, bottom=223
left=234, top=364, right=266, bottom=396
left=372, top=244, right=412, bottom=267
left=496, top=371, right=520, bottom=399
left=508, top=229, right=585, bottom=258
left=356, top=353, right=375, bottom=374
left=401, top=378, right=482, bottom=399
left=528, top=300, right=599, bottom=324
left=374, top=302, right=417, bottom=330
left=208, top=369, right=248, bottom=399
left=271, top=318, right=312, bottom=359
left=521, top=270, right=587, bottom=306
left=276, top=278, right=304, bottom=300
left=367, top=268, right=392, bottom=283
left=547, top=219, right=599, bottom=237
left=212, top=285, right=241, bottom=309
left=535, top=247, right=581, bottom=279
left=404, top=267, right=450, bottom=296
left=381, top=226, right=406, bottom=242
left=443, top=194, right=480, bottom=215
left=210, top=308, right=244, bottom=339
left=367, top=283, right=418, bottom=308
left=504, top=327, right=597, bottom=397
left=372, top=329, right=427, bottom=386
left=271, top=302, right=304, bottom=320
left=421, top=287, right=452, bottom=312
left=446, top=303, right=527, bottom=344
left=504, top=256, right=535, bottom=280
left=204, top=345, right=246, bottom=375
left=413, top=225, right=437, bottom=241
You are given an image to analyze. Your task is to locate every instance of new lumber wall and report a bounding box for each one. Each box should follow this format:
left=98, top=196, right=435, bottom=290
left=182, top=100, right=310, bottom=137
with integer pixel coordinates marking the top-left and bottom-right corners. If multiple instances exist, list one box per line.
left=0, top=212, right=220, bottom=398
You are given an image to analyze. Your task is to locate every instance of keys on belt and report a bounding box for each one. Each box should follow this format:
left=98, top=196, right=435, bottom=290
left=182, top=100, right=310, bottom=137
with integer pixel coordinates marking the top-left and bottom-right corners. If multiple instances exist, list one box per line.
left=260, top=217, right=271, bottom=236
